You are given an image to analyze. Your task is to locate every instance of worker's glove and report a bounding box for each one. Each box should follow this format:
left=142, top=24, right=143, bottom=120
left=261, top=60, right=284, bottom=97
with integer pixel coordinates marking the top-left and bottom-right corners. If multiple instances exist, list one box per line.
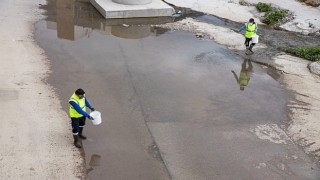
left=89, top=107, right=95, bottom=112
left=88, top=116, right=94, bottom=120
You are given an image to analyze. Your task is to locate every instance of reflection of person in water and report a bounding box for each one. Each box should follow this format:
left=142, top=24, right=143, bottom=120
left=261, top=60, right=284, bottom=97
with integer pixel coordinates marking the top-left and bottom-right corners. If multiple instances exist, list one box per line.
left=86, top=154, right=102, bottom=175
left=231, top=59, right=253, bottom=91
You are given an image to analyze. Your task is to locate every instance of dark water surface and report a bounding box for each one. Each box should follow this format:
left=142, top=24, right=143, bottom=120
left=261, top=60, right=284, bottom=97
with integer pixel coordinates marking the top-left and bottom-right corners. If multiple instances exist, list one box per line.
left=36, top=0, right=320, bottom=179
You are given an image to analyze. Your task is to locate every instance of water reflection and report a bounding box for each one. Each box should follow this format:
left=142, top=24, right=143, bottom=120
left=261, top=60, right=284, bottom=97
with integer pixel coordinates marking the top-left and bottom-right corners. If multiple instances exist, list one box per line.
left=231, top=58, right=253, bottom=91
left=41, top=0, right=173, bottom=41
left=86, top=154, right=102, bottom=175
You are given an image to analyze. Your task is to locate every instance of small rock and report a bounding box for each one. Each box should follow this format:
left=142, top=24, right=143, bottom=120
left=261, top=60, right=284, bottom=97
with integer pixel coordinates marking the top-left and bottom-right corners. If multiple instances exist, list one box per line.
left=301, top=30, right=309, bottom=35
left=195, top=33, right=204, bottom=38
left=279, top=163, right=286, bottom=171
left=259, top=163, right=267, bottom=168
left=308, top=61, right=320, bottom=76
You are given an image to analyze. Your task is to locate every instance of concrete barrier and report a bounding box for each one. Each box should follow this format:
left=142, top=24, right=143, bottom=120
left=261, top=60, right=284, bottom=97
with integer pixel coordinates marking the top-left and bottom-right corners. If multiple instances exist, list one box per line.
left=91, top=0, right=174, bottom=19
left=112, top=0, right=152, bottom=5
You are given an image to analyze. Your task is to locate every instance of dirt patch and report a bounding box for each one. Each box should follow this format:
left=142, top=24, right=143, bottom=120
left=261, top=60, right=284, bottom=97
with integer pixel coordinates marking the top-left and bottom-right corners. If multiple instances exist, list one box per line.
left=298, top=0, right=320, bottom=7
left=274, top=55, right=320, bottom=159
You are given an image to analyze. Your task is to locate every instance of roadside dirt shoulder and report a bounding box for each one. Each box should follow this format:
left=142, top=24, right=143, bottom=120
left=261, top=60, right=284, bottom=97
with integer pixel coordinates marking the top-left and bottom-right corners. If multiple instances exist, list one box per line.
left=0, top=1, right=83, bottom=179
left=274, top=55, right=320, bottom=159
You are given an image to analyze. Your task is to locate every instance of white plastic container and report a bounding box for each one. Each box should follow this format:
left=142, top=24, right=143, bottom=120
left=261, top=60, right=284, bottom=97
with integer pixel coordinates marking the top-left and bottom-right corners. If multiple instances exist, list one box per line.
left=90, top=111, right=102, bottom=125
left=252, top=35, right=259, bottom=43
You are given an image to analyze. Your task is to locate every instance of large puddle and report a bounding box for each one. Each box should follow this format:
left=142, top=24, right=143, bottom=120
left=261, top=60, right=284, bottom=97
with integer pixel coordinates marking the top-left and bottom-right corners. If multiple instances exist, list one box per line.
left=36, top=0, right=320, bottom=179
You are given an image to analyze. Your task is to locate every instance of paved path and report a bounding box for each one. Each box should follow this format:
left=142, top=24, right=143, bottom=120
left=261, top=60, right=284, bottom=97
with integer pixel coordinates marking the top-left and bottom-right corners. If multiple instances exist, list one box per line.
left=0, top=0, right=82, bottom=179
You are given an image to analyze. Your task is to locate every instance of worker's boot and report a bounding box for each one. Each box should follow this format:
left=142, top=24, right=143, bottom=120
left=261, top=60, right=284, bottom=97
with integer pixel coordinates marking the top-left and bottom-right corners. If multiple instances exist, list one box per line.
left=245, top=46, right=250, bottom=55
left=73, top=135, right=82, bottom=148
left=79, top=127, right=87, bottom=139
left=249, top=45, right=254, bottom=53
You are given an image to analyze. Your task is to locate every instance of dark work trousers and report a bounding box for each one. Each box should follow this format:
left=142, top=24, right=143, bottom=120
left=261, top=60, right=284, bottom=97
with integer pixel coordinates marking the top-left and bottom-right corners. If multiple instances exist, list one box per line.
left=71, top=116, right=86, bottom=135
left=245, top=37, right=255, bottom=49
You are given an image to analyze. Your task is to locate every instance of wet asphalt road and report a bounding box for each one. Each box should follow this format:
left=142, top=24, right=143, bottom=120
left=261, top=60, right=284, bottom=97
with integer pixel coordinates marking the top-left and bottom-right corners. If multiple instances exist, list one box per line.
left=36, top=0, right=320, bottom=179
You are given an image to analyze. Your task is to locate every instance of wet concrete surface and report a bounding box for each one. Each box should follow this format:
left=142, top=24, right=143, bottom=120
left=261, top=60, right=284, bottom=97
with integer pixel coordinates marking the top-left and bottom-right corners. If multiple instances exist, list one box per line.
left=36, top=0, right=320, bottom=179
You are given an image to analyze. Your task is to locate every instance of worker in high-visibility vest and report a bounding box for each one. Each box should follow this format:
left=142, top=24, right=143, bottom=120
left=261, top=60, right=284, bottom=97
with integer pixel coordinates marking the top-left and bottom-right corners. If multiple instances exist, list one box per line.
left=238, top=18, right=258, bottom=54
left=69, top=88, right=95, bottom=148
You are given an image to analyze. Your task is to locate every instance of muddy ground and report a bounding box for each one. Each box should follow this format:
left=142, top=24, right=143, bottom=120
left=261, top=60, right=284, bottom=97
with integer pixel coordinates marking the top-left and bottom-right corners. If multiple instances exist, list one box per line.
left=299, top=0, right=320, bottom=7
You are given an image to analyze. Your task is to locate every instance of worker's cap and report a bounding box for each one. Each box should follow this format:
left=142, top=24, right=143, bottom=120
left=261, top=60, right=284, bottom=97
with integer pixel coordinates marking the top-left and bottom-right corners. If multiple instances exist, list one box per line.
left=249, top=18, right=254, bottom=23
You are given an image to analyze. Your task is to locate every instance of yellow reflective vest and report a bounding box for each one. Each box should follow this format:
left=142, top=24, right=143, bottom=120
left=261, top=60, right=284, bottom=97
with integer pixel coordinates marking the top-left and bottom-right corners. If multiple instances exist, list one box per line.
left=69, top=93, right=86, bottom=118
left=239, top=72, right=249, bottom=86
left=245, top=23, right=257, bottom=38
